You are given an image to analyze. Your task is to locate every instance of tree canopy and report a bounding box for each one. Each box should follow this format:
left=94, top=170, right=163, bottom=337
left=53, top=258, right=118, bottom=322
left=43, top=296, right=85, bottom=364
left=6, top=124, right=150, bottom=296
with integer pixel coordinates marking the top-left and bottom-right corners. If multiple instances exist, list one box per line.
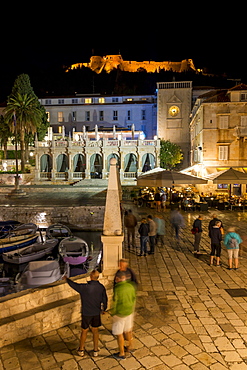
left=4, top=74, right=49, bottom=171
left=159, top=140, right=183, bottom=170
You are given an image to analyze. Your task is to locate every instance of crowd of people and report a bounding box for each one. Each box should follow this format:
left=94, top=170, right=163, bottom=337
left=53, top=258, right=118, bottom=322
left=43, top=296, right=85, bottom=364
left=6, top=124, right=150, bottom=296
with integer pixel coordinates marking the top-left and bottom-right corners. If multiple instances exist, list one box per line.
left=124, top=208, right=243, bottom=270
left=61, top=207, right=243, bottom=362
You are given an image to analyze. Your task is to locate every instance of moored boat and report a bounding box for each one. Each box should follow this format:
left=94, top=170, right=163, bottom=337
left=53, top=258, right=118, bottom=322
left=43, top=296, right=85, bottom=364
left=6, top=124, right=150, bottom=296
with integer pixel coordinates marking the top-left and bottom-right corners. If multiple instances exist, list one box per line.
left=0, top=234, right=39, bottom=254
left=59, top=236, right=89, bottom=265
left=0, top=223, right=38, bottom=241
left=17, top=260, right=62, bottom=289
left=2, top=239, right=59, bottom=264
left=46, top=224, right=72, bottom=240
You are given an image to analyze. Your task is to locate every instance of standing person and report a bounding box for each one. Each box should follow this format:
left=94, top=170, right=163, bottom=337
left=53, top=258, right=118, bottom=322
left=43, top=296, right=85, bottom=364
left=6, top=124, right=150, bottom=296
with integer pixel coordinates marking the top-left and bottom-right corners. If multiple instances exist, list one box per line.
left=138, top=218, right=149, bottom=256
left=208, top=213, right=224, bottom=235
left=114, top=258, right=138, bottom=286
left=161, top=192, right=167, bottom=210
left=154, top=214, right=165, bottom=247
left=170, top=209, right=185, bottom=240
left=124, top=209, right=137, bottom=250
left=209, top=220, right=222, bottom=266
left=111, top=271, right=136, bottom=360
left=154, top=191, right=161, bottom=212
left=224, top=227, right=242, bottom=270
left=147, top=215, right=157, bottom=254
left=192, top=215, right=203, bottom=254
left=63, top=270, right=107, bottom=357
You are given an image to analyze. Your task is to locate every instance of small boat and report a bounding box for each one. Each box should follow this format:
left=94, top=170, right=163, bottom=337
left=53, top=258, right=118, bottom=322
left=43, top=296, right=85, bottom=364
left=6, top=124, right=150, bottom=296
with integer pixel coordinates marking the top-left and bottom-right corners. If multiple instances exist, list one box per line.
left=2, top=239, right=59, bottom=264
left=0, top=220, right=22, bottom=237
left=59, top=236, right=89, bottom=265
left=46, top=224, right=72, bottom=240
left=0, top=234, right=39, bottom=254
left=0, top=223, right=38, bottom=241
left=17, top=260, right=62, bottom=289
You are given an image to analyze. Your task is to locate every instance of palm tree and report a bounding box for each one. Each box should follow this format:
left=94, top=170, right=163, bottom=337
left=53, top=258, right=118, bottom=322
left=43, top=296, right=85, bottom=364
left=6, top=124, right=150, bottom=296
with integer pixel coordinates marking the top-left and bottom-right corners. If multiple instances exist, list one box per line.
left=4, top=92, right=42, bottom=171
left=0, top=115, right=11, bottom=159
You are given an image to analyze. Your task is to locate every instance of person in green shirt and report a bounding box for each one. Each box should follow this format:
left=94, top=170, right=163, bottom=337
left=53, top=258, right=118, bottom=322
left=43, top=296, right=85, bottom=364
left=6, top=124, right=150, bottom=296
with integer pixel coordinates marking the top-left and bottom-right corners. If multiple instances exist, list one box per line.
left=111, top=271, right=136, bottom=360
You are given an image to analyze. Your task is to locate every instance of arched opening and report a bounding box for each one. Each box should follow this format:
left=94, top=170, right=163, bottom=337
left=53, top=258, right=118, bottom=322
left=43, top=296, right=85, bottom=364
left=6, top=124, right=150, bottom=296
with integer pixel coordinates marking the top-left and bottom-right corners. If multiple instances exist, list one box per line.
left=90, top=153, right=103, bottom=178
left=56, top=154, right=68, bottom=172
left=142, top=153, right=155, bottom=172
left=107, top=153, right=120, bottom=171
left=73, top=154, right=86, bottom=172
left=124, top=153, right=137, bottom=174
left=40, top=154, right=52, bottom=172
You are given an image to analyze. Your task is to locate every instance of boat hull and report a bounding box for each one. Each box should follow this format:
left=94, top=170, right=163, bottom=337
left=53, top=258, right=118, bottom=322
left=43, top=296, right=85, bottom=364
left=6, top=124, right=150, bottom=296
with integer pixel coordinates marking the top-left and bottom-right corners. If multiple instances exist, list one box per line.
left=0, top=234, right=39, bottom=254
left=2, top=239, right=58, bottom=264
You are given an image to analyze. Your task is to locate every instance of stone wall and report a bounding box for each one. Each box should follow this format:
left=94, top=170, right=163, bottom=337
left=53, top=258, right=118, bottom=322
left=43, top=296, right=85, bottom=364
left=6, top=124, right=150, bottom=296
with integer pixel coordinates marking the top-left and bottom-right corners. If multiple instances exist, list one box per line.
left=0, top=273, right=114, bottom=348
left=0, top=205, right=105, bottom=230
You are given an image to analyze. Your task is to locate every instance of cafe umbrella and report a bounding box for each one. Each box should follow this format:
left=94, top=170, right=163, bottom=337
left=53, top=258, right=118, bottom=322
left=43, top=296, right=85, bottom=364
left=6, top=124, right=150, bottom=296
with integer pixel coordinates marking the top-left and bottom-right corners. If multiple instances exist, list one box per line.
left=209, top=167, right=247, bottom=197
left=136, top=168, right=208, bottom=187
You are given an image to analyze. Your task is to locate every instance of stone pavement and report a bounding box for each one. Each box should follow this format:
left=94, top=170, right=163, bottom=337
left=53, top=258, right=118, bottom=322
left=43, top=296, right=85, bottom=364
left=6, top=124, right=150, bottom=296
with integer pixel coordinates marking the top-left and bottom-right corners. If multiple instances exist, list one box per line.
left=1, top=204, right=247, bottom=369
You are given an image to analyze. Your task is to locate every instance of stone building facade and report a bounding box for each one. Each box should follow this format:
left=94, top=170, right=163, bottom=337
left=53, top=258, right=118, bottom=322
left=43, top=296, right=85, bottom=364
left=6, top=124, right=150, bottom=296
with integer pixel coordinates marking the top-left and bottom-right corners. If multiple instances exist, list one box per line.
left=189, top=84, right=247, bottom=191
left=39, top=94, right=156, bottom=140
left=157, top=81, right=193, bottom=168
left=34, top=131, right=160, bottom=185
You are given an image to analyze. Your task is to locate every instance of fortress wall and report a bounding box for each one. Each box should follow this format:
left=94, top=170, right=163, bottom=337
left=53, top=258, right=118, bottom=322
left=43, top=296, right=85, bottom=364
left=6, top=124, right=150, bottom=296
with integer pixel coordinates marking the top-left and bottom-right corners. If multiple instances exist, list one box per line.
left=68, top=56, right=195, bottom=74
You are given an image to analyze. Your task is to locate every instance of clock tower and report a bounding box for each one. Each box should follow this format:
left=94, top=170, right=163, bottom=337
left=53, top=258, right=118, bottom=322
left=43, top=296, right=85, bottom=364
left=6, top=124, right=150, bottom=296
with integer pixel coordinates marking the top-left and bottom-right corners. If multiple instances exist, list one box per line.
left=157, top=81, right=192, bottom=168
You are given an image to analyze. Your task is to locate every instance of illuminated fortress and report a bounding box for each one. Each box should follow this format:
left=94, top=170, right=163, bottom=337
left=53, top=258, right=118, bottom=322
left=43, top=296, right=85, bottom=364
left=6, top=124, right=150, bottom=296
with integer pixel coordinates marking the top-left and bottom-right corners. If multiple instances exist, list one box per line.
left=67, top=55, right=197, bottom=74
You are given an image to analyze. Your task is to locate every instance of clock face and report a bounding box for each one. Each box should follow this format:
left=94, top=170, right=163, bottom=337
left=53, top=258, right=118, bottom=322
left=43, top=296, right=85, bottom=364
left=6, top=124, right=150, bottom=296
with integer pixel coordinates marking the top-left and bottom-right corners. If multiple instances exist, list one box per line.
left=169, top=105, right=180, bottom=117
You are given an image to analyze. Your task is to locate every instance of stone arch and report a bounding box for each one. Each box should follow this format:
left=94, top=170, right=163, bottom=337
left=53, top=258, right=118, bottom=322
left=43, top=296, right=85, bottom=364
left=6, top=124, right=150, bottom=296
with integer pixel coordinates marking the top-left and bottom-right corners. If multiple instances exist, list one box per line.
left=107, top=153, right=120, bottom=171
left=142, top=153, right=155, bottom=172
left=90, top=153, right=103, bottom=178
left=124, top=153, right=137, bottom=172
left=56, top=154, right=68, bottom=172
left=40, top=154, right=52, bottom=172
left=73, top=154, right=86, bottom=172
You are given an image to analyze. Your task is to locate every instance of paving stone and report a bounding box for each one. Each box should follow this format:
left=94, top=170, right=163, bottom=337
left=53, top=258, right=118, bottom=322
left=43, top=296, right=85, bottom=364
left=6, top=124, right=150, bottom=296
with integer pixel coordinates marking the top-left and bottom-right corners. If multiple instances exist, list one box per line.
left=138, top=335, right=159, bottom=347
left=160, top=353, right=182, bottom=367
left=214, top=336, right=235, bottom=351
left=139, top=355, right=163, bottom=369
left=182, top=354, right=198, bottom=365
left=195, top=352, right=217, bottom=366
left=221, top=351, right=242, bottom=362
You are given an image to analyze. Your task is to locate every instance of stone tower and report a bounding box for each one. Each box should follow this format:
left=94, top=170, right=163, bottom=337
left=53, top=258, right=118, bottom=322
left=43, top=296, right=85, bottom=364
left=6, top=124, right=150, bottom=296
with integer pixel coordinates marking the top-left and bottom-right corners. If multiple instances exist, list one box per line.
left=157, top=81, right=192, bottom=168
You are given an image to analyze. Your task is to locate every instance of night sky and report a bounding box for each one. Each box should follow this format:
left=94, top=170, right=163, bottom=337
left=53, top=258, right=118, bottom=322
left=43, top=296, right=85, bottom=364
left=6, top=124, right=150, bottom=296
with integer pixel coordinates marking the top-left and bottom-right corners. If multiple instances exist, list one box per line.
left=0, top=6, right=244, bottom=100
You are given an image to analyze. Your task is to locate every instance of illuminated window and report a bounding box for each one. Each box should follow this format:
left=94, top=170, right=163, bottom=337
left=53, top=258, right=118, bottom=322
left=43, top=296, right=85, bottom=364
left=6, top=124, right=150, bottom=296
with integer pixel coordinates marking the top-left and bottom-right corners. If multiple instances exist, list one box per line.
left=99, top=98, right=105, bottom=103
left=46, top=112, right=50, bottom=122
left=58, top=112, right=64, bottom=122
left=127, top=98, right=133, bottom=101
left=58, top=126, right=62, bottom=133
left=218, top=146, right=228, bottom=160
left=85, top=98, right=92, bottom=104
